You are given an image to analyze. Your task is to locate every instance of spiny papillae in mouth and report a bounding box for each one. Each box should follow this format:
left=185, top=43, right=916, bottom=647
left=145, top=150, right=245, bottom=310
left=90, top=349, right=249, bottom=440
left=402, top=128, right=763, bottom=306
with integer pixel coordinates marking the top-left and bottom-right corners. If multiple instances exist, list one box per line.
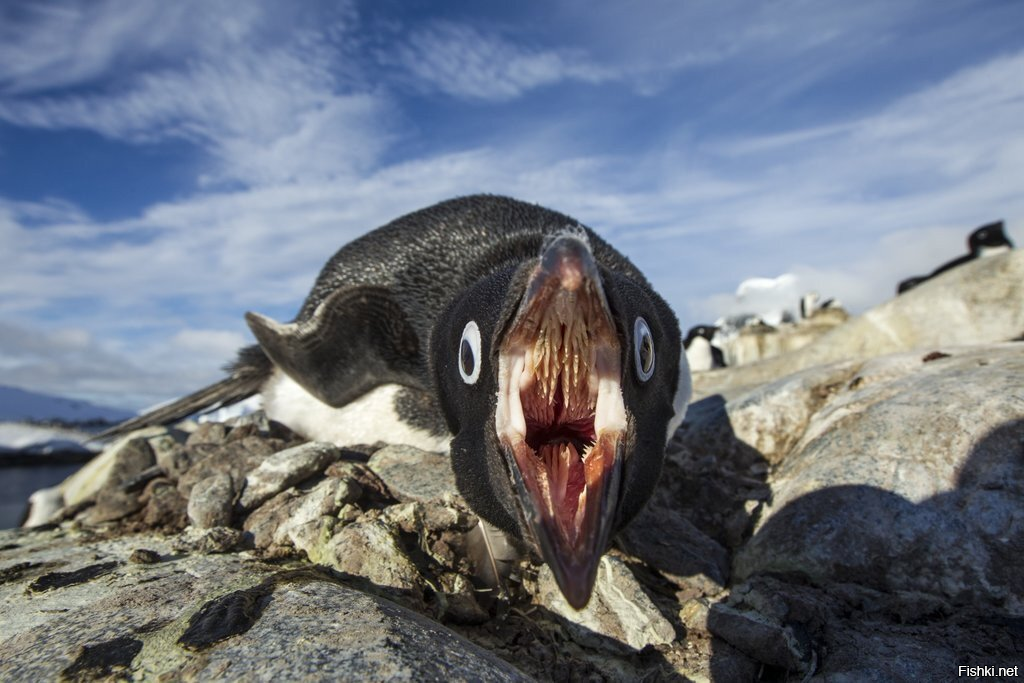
left=506, top=292, right=623, bottom=548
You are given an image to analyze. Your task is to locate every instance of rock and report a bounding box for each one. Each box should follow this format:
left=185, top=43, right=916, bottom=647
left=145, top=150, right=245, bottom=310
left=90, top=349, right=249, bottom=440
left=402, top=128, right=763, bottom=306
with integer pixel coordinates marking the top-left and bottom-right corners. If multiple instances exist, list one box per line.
left=58, top=427, right=169, bottom=510
left=85, top=437, right=157, bottom=524
left=129, top=549, right=161, bottom=564
left=734, top=344, right=1024, bottom=610
left=23, top=487, right=63, bottom=527
left=224, top=409, right=272, bottom=433
left=185, top=421, right=227, bottom=447
left=537, top=554, right=675, bottom=653
left=325, top=460, right=394, bottom=506
left=172, top=526, right=244, bottom=554
left=17, top=276, right=1023, bottom=680
left=0, top=528, right=528, bottom=682
left=187, top=472, right=235, bottom=528
left=238, top=442, right=341, bottom=510
left=707, top=603, right=813, bottom=673
left=180, top=435, right=287, bottom=497
left=243, top=476, right=359, bottom=551
left=617, top=502, right=730, bottom=587
left=145, top=430, right=189, bottom=476
left=769, top=345, right=1023, bottom=504
left=438, top=571, right=490, bottom=624
left=139, top=478, right=188, bottom=529
left=718, top=307, right=849, bottom=367
left=694, top=249, right=1024, bottom=396
left=367, top=445, right=459, bottom=502
left=710, top=575, right=1020, bottom=682
left=179, top=580, right=529, bottom=681
left=319, top=519, right=424, bottom=598
left=696, top=359, right=861, bottom=466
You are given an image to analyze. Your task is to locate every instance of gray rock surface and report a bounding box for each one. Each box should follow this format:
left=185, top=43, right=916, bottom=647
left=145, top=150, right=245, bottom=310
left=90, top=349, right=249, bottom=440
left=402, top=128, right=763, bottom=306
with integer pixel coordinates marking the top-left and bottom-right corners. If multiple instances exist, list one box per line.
left=239, top=442, right=341, bottom=509
left=321, top=519, right=425, bottom=596
left=679, top=342, right=1024, bottom=677
left=187, top=471, right=235, bottom=528
left=617, top=501, right=730, bottom=587
left=536, top=554, right=676, bottom=653
left=732, top=344, right=1024, bottom=611
left=367, top=444, right=459, bottom=502
left=0, top=528, right=527, bottom=682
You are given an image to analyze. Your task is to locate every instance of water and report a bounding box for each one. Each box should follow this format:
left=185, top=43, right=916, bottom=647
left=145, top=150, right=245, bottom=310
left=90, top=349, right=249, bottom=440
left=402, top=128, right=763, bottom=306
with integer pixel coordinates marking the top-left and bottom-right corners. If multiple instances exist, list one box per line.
left=0, top=462, right=84, bottom=529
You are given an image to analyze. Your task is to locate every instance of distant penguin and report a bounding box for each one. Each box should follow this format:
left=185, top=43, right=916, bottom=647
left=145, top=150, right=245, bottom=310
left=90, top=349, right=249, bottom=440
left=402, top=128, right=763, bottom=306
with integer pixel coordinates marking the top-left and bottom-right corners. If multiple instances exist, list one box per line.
left=799, top=292, right=839, bottom=320
left=99, top=195, right=691, bottom=609
left=898, top=220, right=1013, bottom=294
left=897, top=276, right=928, bottom=295
left=684, top=325, right=725, bottom=371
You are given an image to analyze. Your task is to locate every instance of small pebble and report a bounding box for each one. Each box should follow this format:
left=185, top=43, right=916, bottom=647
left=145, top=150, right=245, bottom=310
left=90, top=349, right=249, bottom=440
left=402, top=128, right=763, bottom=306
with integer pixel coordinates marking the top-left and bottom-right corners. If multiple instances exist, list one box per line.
left=130, top=548, right=162, bottom=564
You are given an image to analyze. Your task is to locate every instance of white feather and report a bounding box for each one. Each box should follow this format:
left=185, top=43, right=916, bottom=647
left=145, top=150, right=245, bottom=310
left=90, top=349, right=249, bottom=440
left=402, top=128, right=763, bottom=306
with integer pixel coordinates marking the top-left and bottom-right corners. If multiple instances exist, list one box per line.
left=261, top=370, right=451, bottom=452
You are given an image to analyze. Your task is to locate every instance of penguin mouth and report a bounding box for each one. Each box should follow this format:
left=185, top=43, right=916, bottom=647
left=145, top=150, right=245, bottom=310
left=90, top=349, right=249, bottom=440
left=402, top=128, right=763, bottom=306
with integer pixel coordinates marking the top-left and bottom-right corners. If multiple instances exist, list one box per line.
left=495, top=234, right=626, bottom=609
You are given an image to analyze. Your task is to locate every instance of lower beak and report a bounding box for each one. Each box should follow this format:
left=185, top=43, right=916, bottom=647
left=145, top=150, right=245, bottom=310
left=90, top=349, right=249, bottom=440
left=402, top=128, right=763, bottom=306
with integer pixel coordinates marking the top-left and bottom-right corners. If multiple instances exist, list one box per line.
left=503, top=436, right=622, bottom=608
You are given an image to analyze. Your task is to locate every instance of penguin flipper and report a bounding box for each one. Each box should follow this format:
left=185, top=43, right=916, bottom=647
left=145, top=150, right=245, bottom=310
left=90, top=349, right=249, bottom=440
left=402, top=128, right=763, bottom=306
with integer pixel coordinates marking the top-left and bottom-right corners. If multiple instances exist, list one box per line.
left=246, top=285, right=423, bottom=408
left=93, top=349, right=270, bottom=441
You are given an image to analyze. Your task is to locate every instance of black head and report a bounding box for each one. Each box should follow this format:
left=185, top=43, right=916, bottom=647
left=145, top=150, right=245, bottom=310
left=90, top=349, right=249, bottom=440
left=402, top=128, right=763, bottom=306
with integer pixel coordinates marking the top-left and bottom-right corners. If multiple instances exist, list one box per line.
left=968, top=221, right=1012, bottom=252
left=432, top=232, right=689, bottom=608
left=684, top=325, right=718, bottom=348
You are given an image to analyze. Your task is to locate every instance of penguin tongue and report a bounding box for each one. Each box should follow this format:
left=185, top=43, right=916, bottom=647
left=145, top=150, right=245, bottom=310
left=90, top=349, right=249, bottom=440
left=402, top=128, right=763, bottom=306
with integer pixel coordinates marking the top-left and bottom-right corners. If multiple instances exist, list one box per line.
left=495, top=234, right=625, bottom=609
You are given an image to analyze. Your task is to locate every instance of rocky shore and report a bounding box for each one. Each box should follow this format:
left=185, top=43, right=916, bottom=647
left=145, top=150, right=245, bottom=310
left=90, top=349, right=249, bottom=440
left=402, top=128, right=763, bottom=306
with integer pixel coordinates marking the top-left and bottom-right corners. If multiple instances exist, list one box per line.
left=1, top=251, right=1021, bottom=681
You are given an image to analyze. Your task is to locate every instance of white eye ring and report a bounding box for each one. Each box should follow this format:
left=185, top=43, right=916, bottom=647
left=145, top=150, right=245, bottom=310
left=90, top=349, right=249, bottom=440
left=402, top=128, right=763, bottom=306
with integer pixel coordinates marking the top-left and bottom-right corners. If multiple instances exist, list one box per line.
left=459, top=320, right=482, bottom=385
left=634, top=316, right=655, bottom=382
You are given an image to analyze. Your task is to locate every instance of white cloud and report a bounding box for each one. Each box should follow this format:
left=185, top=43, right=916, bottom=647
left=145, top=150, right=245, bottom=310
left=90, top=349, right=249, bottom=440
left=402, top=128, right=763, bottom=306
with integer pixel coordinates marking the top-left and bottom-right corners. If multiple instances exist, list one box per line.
left=170, top=329, right=247, bottom=357
left=0, top=318, right=251, bottom=410
left=388, top=21, right=617, bottom=101
left=0, top=0, right=380, bottom=186
left=1, top=4, right=1023, bottom=408
left=643, top=50, right=1024, bottom=322
left=0, top=0, right=223, bottom=93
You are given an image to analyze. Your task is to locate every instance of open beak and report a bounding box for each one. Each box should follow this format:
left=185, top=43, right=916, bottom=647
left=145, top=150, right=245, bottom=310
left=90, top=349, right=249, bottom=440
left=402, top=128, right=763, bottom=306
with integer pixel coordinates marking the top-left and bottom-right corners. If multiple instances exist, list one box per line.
left=494, top=234, right=626, bottom=609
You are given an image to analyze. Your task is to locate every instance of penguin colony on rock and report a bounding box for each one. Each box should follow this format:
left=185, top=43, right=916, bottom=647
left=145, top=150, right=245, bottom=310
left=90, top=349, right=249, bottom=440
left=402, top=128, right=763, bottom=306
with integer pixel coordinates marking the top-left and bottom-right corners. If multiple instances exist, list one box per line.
left=683, top=292, right=843, bottom=372
left=102, top=195, right=692, bottom=608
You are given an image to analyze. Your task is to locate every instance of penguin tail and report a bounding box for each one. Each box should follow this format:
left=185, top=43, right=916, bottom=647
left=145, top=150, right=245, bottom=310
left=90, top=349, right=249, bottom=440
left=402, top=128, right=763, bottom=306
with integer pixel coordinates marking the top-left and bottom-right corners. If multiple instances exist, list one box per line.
left=93, top=345, right=272, bottom=442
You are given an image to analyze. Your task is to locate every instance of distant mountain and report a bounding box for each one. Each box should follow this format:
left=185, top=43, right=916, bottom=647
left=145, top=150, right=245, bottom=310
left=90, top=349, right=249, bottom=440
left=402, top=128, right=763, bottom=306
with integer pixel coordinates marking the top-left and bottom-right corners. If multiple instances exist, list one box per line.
left=0, top=385, right=135, bottom=424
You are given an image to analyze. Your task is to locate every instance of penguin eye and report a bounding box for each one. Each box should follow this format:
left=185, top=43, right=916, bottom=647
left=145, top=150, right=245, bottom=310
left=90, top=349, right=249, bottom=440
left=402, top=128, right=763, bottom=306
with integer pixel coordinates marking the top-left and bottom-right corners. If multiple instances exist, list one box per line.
left=459, top=320, right=482, bottom=385
left=633, top=316, right=655, bottom=382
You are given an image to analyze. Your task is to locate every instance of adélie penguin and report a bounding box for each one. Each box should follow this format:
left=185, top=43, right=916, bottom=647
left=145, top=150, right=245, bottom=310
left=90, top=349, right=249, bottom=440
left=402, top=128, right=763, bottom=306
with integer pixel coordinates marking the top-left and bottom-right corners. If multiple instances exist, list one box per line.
left=683, top=325, right=725, bottom=371
left=101, top=195, right=692, bottom=609
left=897, top=220, right=1014, bottom=294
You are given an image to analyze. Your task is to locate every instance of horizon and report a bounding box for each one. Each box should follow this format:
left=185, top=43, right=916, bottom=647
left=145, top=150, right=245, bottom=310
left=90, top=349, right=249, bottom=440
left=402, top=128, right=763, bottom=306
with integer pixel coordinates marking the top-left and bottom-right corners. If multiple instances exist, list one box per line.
left=2, top=0, right=1022, bottom=411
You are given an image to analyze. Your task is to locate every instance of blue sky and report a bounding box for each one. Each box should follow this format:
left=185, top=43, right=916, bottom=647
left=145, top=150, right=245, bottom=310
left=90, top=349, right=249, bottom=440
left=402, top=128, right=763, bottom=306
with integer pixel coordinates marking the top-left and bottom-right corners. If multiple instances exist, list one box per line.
left=1, top=0, right=1022, bottom=411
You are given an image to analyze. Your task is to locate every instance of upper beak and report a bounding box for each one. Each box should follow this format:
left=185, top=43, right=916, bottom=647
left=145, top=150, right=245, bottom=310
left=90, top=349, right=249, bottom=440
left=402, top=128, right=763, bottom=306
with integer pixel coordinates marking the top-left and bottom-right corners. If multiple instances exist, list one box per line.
left=494, top=234, right=627, bottom=608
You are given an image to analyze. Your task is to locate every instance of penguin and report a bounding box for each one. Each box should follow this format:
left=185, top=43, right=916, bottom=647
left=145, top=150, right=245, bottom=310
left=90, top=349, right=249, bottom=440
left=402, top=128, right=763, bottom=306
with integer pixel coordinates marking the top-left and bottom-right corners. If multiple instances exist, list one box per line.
left=799, top=292, right=840, bottom=320
left=683, top=325, right=725, bottom=371
left=898, top=220, right=1013, bottom=294
left=100, top=195, right=691, bottom=609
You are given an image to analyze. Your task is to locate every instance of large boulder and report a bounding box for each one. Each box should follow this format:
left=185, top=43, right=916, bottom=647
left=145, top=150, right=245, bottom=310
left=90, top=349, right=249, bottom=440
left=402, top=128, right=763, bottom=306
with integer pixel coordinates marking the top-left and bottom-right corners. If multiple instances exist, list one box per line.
left=682, top=342, right=1024, bottom=678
